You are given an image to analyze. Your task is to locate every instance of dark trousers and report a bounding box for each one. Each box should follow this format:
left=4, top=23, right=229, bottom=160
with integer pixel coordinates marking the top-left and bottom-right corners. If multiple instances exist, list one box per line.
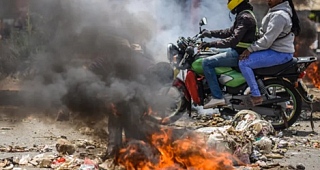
left=106, top=100, right=154, bottom=156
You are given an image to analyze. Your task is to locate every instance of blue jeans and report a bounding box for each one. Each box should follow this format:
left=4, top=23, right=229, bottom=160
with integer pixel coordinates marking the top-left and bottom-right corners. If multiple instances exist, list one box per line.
left=202, top=48, right=239, bottom=99
left=238, top=49, right=293, bottom=97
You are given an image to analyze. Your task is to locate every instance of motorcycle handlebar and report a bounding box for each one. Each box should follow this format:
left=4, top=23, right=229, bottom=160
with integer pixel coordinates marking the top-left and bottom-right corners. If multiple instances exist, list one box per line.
left=183, top=34, right=202, bottom=47
left=192, top=34, right=202, bottom=41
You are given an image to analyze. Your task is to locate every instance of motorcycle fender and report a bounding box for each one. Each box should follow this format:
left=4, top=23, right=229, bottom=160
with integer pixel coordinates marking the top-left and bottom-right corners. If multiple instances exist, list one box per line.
left=172, top=78, right=191, bottom=102
left=184, top=71, right=201, bottom=105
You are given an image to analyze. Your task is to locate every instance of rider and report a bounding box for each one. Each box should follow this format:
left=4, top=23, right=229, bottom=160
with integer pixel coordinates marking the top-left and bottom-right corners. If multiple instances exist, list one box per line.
left=199, top=0, right=258, bottom=109
left=238, top=0, right=300, bottom=105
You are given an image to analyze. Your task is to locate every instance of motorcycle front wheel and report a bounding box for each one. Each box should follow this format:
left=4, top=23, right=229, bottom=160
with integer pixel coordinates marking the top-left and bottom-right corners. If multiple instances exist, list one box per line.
left=262, top=79, right=302, bottom=130
left=144, top=84, right=189, bottom=125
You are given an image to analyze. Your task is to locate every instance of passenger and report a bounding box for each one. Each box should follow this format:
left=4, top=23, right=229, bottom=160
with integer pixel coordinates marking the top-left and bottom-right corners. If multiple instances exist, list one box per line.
left=199, top=0, right=258, bottom=109
left=238, top=0, right=300, bottom=106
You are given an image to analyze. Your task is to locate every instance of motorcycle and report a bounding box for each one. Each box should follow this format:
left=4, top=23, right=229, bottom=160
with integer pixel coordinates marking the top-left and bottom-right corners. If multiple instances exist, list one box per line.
left=147, top=17, right=317, bottom=130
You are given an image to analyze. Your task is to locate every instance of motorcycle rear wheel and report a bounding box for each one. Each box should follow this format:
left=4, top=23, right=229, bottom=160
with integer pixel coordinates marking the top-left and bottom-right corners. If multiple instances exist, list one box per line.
left=262, top=79, right=302, bottom=130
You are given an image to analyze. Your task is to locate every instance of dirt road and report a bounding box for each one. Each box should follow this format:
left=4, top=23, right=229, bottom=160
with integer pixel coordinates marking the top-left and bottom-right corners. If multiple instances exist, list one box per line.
left=0, top=87, right=319, bottom=169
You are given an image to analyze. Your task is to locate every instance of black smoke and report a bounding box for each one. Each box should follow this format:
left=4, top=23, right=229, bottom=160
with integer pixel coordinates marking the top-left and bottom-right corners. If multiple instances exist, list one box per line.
left=0, top=0, right=166, bottom=136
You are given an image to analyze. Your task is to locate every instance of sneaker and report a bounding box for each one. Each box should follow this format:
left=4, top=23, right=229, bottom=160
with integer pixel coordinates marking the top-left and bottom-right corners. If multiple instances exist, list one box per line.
left=203, top=98, right=226, bottom=109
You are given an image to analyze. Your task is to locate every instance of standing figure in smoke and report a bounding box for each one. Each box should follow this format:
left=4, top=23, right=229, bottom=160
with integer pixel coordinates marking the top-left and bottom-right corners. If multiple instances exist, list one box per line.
left=87, top=38, right=153, bottom=160
left=238, top=0, right=300, bottom=105
left=198, top=0, right=258, bottom=109
left=86, top=37, right=173, bottom=162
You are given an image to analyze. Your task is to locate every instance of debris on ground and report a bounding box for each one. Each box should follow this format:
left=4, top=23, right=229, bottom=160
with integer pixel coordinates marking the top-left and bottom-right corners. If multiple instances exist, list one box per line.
left=0, top=109, right=319, bottom=169
left=55, top=137, right=76, bottom=155
left=193, top=109, right=319, bottom=169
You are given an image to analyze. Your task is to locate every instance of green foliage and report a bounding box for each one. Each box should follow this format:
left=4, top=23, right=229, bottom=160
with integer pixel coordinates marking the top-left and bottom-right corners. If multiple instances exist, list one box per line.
left=0, top=9, right=48, bottom=80
left=0, top=29, right=29, bottom=79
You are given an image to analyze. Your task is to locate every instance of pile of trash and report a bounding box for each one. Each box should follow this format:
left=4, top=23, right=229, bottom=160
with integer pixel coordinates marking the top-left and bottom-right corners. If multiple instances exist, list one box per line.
left=192, top=113, right=232, bottom=127
left=195, top=109, right=299, bottom=169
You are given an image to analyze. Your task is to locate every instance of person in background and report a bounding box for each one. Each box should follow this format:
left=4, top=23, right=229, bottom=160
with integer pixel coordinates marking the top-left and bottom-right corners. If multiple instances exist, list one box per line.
left=238, top=0, right=300, bottom=105
left=199, top=0, right=258, bottom=109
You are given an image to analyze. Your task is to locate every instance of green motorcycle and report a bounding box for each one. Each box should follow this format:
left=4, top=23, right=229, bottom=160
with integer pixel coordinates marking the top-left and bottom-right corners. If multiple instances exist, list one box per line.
left=148, top=17, right=316, bottom=130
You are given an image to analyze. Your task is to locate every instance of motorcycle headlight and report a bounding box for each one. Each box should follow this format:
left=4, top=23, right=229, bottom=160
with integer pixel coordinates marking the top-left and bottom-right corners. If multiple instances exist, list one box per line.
left=177, top=38, right=188, bottom=50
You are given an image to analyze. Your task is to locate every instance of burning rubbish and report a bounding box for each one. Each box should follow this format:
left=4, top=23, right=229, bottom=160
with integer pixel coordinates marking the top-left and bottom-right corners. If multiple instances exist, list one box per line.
left=114, top=109, right=320, bottom=170
left=306, top=61, right=320, bottom=89
left=194, top=110, right=275, bottom=166
left=117, top=129, right=235, bottom=170
left=104, top=110, right=309, bottom=169
left=0, top=109, right=320, bottom=170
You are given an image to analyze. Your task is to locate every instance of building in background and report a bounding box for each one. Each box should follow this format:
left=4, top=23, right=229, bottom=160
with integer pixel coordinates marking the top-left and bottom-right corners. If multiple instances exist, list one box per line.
left=295, top=1, right=320, bottom=54
left=0, top=0, right=29, bottom=39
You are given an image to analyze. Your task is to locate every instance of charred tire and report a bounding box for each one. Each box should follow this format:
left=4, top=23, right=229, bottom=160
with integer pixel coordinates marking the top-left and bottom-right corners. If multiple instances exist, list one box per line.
left=144, top=85, right=189, bottom=125
left=263, top=79, right=302, bottom=130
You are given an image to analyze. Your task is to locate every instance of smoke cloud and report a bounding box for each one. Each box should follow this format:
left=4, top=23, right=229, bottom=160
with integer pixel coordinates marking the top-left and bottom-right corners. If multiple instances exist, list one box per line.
left=7, top=0, right=317, bottom=130
left=0, top=0, right=233, bottom=134
left=15, top=0, right=230, bottom=110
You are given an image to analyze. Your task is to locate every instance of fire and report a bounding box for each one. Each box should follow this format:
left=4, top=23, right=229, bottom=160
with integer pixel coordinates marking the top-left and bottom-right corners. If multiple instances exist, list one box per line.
left=306, top=61, right=320, bottom=89
left=145, top=106, right=157, bottom=116
left=118, top=128, right=236, bottom=170
left=143, top=107, right=170, bottom=124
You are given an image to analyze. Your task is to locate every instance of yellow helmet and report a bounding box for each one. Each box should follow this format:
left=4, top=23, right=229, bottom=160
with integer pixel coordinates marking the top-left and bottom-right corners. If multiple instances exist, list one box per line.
left=227, top=0, right=245, bottom=11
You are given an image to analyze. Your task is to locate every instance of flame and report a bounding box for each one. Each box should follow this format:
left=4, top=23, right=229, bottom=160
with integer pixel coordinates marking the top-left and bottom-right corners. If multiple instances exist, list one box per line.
left=118, top=128, right=236, bottom=170
left=148, top=106, right=157, bottom=115
left=143, top=107, right=170, bottom=124
left=306, top=61, right=320, bottom=89
left=144, top=106, right=158, bottom=116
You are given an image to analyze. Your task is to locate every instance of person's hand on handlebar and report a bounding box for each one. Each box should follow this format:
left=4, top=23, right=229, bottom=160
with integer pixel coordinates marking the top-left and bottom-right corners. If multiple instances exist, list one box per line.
left=198, top=29, right=212, bottom=38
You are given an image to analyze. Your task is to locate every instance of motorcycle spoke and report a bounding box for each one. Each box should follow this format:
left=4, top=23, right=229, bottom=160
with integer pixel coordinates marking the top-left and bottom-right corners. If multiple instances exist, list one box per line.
left=264, top=84, right=297, bottom=126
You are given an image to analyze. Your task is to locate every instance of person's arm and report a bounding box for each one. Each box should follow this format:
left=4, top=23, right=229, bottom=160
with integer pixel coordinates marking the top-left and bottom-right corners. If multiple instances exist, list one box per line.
left=210, top=27, right=233, bottom=39
left=248, top=14, right=286, bottom=52
left=209, top=13, right=254, bottom=48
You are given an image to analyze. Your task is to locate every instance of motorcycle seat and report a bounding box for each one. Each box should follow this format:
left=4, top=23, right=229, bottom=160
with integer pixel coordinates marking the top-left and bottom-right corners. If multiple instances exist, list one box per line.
left=254, top=57, right=297, bottom=76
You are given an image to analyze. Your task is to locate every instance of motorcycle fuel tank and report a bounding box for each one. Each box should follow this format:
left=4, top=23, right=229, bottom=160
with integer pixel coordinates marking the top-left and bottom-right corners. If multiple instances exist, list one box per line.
left=218, top=70, right=246, bottom=87
left=191, top=58, right=246, bottom=87
left=191, top=58, right=233, bottom=75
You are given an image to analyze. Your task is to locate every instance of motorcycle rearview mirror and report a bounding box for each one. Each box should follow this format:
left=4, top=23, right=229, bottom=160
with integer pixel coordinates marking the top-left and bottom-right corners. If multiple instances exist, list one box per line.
left=199, top=17, right=208, bottom=42
left=199, top=17, right=207, bottom=26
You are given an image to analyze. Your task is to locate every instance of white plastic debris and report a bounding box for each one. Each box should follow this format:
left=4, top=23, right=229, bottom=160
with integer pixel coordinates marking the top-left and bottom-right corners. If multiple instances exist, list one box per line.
left=254, top=137, right=272, bottom=154
left=19, top=154, right=31, bottom=165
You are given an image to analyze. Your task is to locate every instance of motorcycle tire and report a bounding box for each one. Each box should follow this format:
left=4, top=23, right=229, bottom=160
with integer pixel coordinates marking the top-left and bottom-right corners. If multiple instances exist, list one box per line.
left=144, top=84, right=189, bottom=125
left=263, top=79, right=302, bottom=130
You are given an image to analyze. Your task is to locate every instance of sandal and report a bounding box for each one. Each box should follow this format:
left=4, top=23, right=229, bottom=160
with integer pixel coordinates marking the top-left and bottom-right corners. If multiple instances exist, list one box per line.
left=251, top=96, right=263, bottom=106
